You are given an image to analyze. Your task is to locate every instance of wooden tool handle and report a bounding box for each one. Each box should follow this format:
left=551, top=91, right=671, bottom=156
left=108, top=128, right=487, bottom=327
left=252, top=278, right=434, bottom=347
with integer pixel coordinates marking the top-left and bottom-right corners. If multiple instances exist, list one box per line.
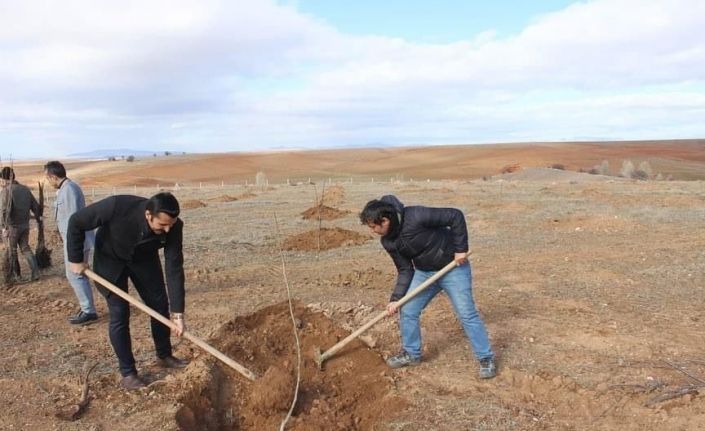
left=84, top=269, right=257, bottom=381
left=320, top=259, right=461, bottom=362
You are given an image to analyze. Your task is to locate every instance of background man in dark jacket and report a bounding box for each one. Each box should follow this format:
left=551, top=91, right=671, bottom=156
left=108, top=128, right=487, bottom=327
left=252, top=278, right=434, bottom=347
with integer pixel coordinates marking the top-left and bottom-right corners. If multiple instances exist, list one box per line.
left=360, top=195, right=496, bottom=379
left=67, top=192, right=189, bottom=390
left=1, top=167, right=41, bottom=285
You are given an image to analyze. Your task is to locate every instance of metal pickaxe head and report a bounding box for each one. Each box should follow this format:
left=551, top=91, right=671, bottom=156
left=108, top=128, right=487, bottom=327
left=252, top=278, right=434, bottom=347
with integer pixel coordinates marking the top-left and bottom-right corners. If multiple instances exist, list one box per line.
left=313, top=346, right=325, bottom=371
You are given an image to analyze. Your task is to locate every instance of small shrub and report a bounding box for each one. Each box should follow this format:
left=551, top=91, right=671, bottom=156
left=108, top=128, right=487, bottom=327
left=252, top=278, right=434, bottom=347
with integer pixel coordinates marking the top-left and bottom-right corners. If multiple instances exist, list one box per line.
left=599, top=160, right=610, bottom=175
left=631, top=170, right=649, bottom=180
left=637, top=161, right=653, bottom=178
left=108, top=156, right=116, bottom=161
left=551, top=164, right=565, bottom=170
left=126, top=155, right=135, bottom=162
left=619, top=160, right=635, bottom=178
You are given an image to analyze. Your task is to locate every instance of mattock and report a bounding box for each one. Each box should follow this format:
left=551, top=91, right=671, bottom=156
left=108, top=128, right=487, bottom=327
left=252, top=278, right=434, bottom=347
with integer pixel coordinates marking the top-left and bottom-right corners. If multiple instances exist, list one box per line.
left=85, top=269, right=258, bottom=381
left=314, top=258, right=463, bottom=370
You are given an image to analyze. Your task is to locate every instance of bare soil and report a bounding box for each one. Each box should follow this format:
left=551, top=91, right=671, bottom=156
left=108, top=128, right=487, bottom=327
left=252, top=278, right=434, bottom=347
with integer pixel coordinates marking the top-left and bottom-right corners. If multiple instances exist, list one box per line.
left=176, top=302, right=405, bottom=431
left=2, top=143, right=705, bottom=430
left=301, top=205, right=350, bottom=221
left=282, top=228, right=369, bottom=251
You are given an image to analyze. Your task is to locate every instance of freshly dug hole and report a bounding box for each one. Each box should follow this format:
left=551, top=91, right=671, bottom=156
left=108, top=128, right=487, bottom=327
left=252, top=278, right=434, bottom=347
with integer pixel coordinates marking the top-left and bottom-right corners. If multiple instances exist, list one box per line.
left=176, top=301, right=405, bottom=430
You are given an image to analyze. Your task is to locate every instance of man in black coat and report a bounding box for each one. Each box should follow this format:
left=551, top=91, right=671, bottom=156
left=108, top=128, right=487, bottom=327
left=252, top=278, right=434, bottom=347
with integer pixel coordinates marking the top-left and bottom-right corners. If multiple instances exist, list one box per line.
left=67, top=192, right=189, bottom=389
left=360, top=195, right=496, bottom=379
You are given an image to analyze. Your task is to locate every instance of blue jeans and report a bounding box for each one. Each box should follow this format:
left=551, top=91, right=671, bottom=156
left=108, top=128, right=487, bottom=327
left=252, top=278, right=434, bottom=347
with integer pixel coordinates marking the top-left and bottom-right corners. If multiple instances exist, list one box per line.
left=399, top=263, right=493, bottom=360
left=62, top=241, right=96, bottom=314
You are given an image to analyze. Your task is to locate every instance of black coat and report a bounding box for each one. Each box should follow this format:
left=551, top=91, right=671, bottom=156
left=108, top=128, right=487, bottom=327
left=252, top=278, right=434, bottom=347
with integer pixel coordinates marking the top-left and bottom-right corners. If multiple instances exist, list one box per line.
left=380, top=195, right=469, bottom=301
left=66, top=195, right=185, bottom=312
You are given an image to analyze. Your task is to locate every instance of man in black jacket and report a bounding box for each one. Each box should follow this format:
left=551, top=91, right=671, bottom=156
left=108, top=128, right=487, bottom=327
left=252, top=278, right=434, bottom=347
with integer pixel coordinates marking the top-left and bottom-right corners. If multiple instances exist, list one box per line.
left=360, top=195, right=496, bottom=379
left=67, top=192, right=189, bottom=390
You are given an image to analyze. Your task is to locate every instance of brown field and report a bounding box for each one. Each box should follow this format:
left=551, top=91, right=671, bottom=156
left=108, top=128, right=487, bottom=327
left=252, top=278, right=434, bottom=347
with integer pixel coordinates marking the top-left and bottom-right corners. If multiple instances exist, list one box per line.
left=2, top=139, right=705, bottom=430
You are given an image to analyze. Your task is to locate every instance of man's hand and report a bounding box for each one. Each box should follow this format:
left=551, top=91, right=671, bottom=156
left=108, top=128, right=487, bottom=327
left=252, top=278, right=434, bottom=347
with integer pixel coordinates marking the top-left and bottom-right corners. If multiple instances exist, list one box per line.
left=69, top=262, right=88, bottom=275
left=386, top=301, right=401, bottom=316
left=170, top=313, right=185, bottom=337
left=454, top=251, right=471, bottom=266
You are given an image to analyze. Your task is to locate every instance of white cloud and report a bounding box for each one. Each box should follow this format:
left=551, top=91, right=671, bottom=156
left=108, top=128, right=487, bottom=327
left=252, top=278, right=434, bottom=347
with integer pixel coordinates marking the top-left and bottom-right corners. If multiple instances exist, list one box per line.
left=1, top=0, right=704, bottom=158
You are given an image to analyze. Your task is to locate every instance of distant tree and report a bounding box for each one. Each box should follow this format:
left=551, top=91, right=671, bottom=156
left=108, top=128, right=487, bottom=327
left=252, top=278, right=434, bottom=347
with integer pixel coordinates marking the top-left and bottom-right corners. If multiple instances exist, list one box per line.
left=153, top=153, right=157, bottom=157
left=126, top=155, right=135, bottom=162
left=164, top=151, right=171, bottom=156
left=619, top=160, right=635, bottom=178
left=108, top=156, right=116, bottom=161
left=255, top=171, right=268, bottom=188
left=599, top=160, right=610, bottom=175
left=637, top=161, right=653, bottom=179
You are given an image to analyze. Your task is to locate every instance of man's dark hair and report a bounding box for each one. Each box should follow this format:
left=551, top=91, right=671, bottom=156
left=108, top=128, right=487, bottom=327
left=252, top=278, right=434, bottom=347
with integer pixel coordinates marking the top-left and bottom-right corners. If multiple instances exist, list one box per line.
left=1, top=167, right=14, bottom=180
left=360, top=199, right=397, bottom=226
left=146, top=192, right=180, bottom=217
left=43, top=161, right=67, bottom=178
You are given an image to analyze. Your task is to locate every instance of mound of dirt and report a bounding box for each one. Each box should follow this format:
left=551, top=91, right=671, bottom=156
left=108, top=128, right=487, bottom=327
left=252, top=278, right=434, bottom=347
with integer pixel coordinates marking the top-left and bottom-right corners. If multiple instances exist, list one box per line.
left=176, top=302, right=405, bottom=430
left=283, top=228, right=369, bottom=251
left=322, top=185, right=345, bottom=206
left=208, top=195, right=238, bottom=203
left=180, top=199, right=207, bottom=209
left=301, top=205, right=349, bottom=221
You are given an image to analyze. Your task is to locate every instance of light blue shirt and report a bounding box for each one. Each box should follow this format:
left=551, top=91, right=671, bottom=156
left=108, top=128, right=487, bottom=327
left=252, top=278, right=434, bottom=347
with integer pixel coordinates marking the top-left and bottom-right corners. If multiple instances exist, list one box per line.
left=54, top=178, right=94, bottom=249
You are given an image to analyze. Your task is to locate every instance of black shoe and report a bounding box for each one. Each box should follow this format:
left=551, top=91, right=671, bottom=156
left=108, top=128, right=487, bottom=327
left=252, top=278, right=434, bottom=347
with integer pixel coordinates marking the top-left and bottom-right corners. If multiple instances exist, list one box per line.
left=121, top=373, right=147, bottom=390
left=156, top=355, right=189, bottom=369
left=386, top=351, right=421, bottom=369
left=68, top=311, right=98, bottom=325
left=479, top=357, right=497, bottom=379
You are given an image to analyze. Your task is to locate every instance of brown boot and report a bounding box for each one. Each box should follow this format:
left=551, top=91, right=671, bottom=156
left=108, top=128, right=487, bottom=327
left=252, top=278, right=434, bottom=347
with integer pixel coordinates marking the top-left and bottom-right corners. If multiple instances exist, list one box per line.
left=156, top=355, right=189, bottom=369
left=121, top=373, right=146, bottom=390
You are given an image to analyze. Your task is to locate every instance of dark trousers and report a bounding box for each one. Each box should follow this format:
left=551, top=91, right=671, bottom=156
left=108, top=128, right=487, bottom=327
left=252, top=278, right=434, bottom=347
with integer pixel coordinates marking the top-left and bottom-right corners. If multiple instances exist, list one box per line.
left=3, top=225, right=36, bottom=283
left=97, top=254, right=172, bottom=376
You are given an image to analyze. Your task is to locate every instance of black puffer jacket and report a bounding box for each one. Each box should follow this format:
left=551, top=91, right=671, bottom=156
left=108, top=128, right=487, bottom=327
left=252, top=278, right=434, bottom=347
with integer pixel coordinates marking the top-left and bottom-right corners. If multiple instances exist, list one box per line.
left=379, top=195, right=469, bottom=301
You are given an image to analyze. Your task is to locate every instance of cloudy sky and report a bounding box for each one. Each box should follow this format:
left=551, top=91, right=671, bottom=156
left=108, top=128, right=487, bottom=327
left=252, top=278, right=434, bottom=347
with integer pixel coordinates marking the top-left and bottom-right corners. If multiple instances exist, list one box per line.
left=1, top=0, right=704, bottom=159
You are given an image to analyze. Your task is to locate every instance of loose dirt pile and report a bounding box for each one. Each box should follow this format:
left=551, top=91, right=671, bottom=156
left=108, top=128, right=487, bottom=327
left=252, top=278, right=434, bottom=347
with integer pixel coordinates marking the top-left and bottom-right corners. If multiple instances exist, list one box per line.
left=181, top=199, right=207, bottom=209
left=322, top=185, right=345, bottom=206
left=208, top=195, right=238, bottom=203
left=282, top=228, right=369, bottom=251
left=301, top=205, right=349, bottom=221
left=176, top=302, right=405, bottom=430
